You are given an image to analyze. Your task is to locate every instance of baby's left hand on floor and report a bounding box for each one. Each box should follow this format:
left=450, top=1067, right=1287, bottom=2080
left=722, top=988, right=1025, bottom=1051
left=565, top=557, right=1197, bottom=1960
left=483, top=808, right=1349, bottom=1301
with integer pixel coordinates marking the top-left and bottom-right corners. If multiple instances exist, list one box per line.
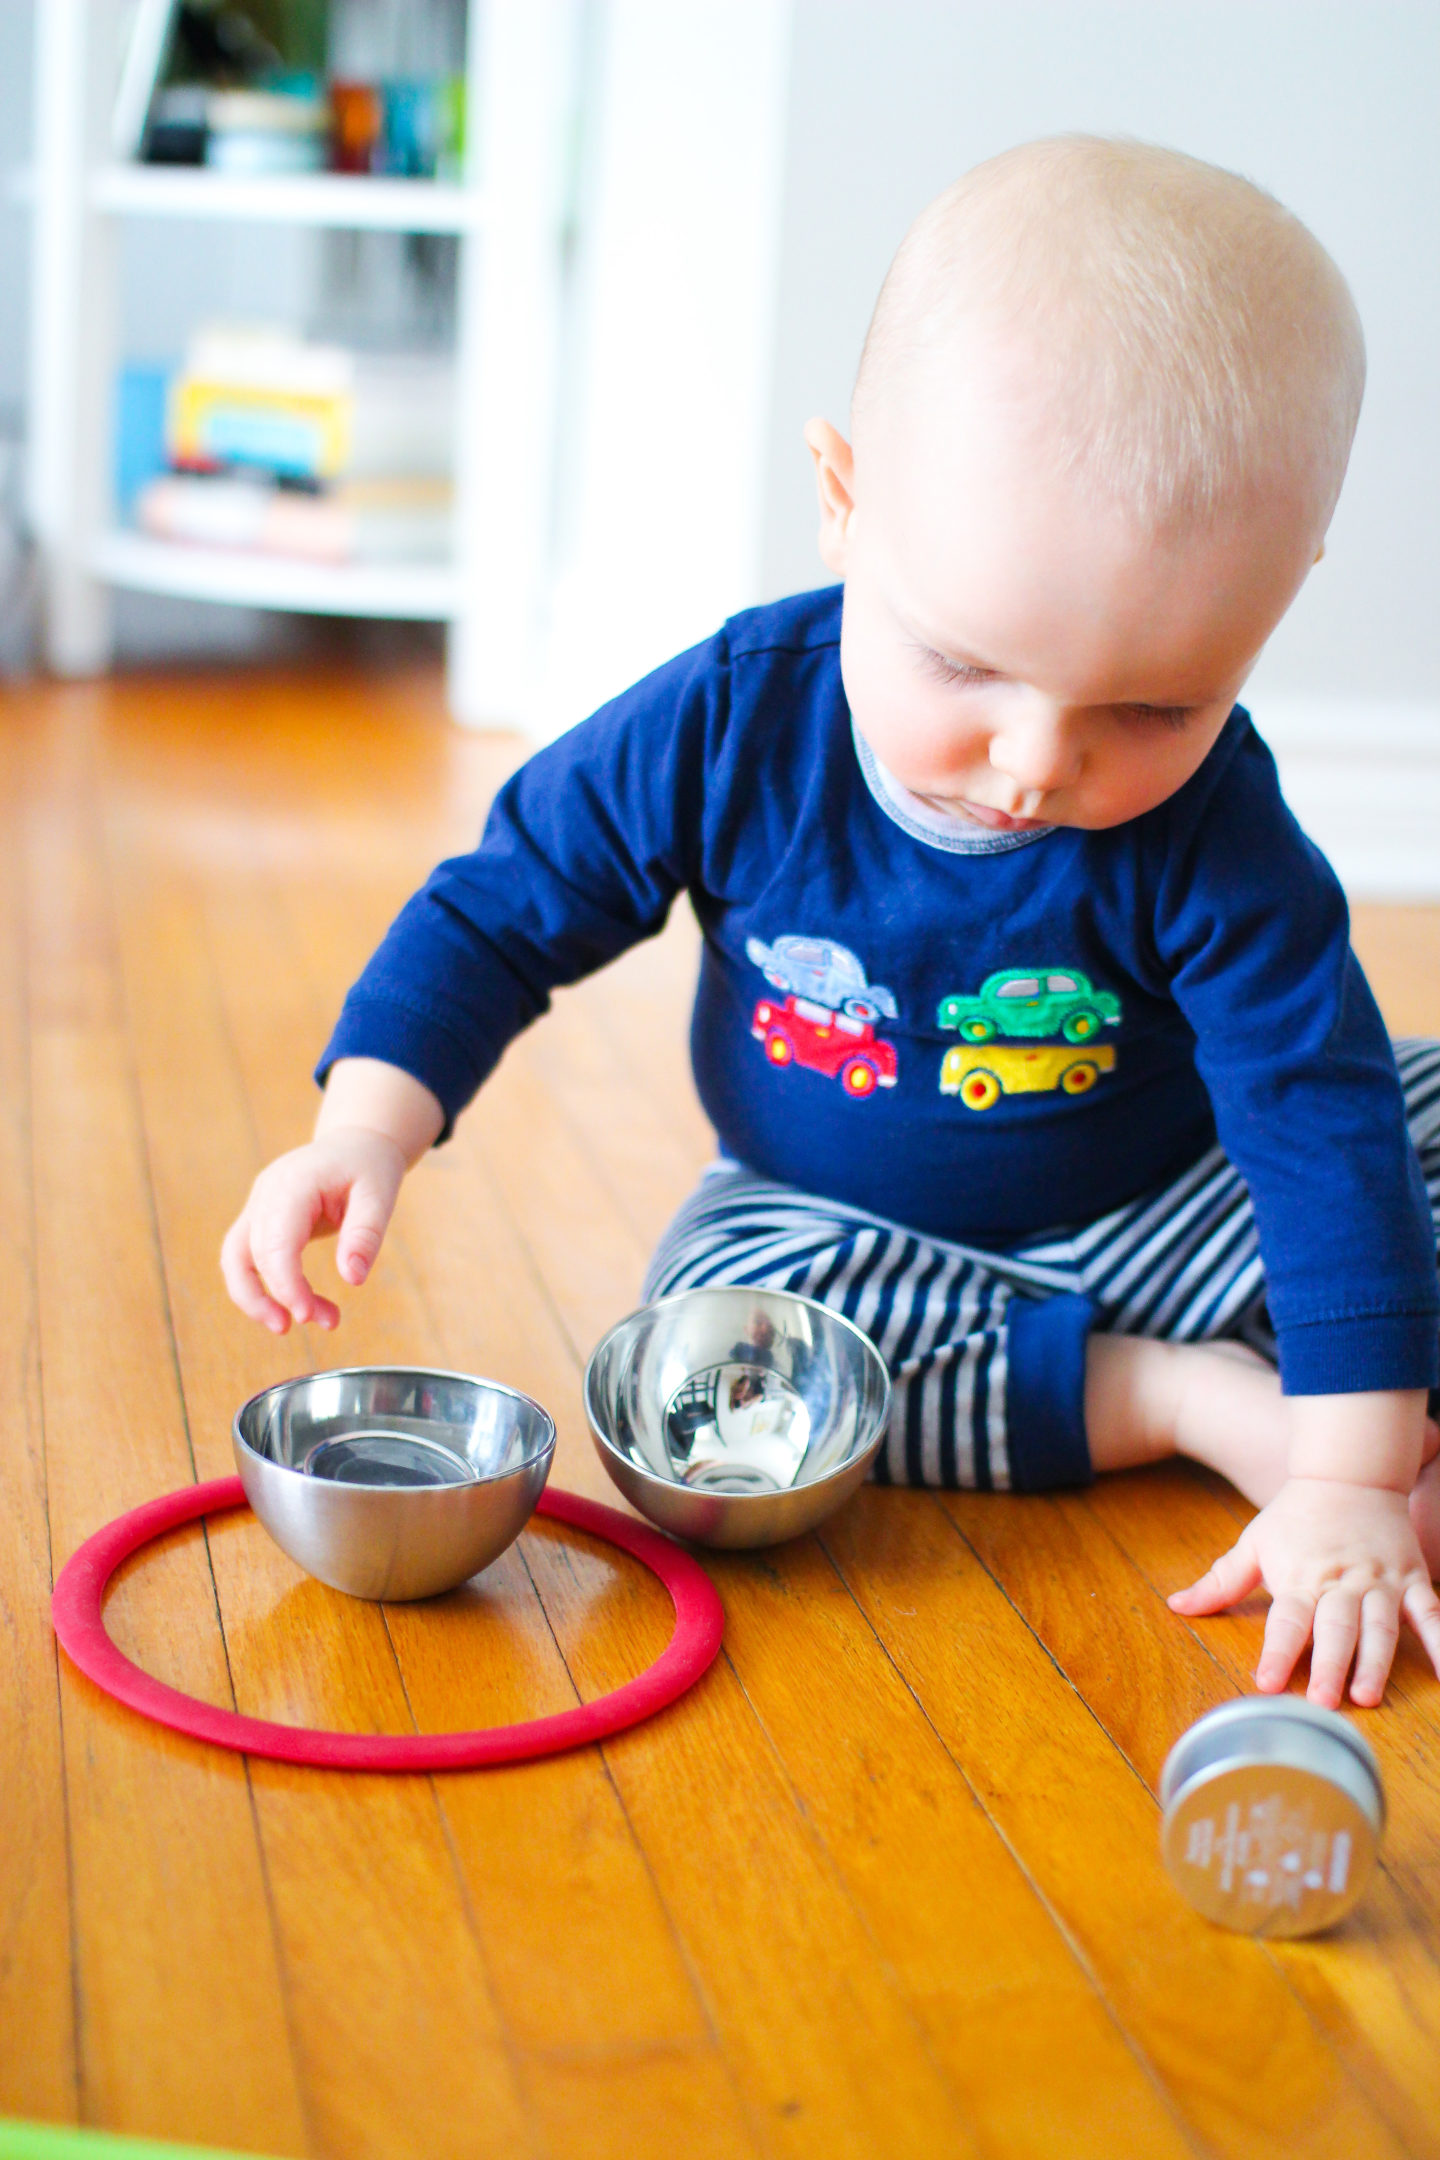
left=1168, top=1475, right=1440, bottom=1708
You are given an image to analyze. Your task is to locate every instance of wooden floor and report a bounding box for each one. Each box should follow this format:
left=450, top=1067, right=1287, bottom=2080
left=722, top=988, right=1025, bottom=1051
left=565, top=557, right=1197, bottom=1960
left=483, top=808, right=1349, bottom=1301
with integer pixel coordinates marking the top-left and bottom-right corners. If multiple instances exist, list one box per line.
left=5, top=665, right=1440, bottom=2160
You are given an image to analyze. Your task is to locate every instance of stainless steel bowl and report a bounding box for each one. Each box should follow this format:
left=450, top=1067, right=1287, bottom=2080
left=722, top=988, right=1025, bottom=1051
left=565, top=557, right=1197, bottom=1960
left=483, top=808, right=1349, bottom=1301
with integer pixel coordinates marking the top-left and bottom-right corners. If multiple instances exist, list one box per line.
left=233, top=1367, right=555, bottom=1600
left=584, top=1287, right=891, bottom=1548
left=1160, top=1696, right=1384, bottom=1936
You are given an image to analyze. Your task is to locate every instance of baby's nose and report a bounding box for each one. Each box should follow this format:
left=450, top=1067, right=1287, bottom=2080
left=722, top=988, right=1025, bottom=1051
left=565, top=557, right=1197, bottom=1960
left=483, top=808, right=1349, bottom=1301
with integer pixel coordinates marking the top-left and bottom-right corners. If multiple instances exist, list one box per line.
left=989, top=709, right=1082, bottom=793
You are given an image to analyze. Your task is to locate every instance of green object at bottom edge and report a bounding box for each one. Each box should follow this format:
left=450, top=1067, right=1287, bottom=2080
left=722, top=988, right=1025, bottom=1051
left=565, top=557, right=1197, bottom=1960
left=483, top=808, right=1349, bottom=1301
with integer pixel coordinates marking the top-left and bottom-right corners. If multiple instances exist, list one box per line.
left=0, top=2122, right=277, bottom=2160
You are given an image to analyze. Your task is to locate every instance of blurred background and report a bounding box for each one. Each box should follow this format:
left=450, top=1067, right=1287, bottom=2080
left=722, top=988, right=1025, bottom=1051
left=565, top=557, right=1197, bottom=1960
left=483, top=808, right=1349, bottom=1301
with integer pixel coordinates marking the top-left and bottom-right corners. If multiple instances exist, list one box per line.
left=1, top=0, right=1436, bottom=891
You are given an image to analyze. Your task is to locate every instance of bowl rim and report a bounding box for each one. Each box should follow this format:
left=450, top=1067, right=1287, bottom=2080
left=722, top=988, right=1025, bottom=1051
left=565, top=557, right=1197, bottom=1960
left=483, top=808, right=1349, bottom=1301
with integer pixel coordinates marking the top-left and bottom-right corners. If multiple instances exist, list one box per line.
left=583, top=1285, right=891, bottom=1503
left=233, top=1364, right=557, bottom=1490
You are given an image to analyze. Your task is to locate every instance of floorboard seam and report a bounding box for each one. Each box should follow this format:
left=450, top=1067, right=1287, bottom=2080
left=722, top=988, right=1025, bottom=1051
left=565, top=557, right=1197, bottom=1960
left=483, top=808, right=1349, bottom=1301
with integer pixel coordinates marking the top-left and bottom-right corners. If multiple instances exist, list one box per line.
left=815, top=1505, right=1208, bottom=2158
left=714, top=1607, right=993, bottom=2157
left=100, top=797, right=319, bottom=2158
left=931, top=1491, right=1417, bottom=2156
left=511, top=1528, right=775, bottom=2160
left=20, top=717, right=86, bottom=2133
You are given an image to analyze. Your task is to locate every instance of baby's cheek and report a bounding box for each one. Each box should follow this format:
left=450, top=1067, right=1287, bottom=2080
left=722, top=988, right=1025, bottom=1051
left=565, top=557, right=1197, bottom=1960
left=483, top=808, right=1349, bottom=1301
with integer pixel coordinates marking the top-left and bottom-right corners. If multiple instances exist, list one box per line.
left=863, top=689, right=987, bottom=787
left=1094, top=736, right=1213, bottom=822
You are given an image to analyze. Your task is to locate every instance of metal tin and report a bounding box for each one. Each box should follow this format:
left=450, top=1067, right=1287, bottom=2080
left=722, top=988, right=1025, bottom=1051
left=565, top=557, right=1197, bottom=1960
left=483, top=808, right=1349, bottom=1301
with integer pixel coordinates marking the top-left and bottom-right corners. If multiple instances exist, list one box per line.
left=1160, top=1697, right=1384, bottom=1937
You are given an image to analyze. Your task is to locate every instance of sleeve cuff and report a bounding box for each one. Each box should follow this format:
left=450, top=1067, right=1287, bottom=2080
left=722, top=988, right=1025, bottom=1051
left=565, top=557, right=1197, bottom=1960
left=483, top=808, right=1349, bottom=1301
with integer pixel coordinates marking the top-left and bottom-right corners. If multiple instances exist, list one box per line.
left=316, top=998, right=502, bottom=1144
left=1277, top=1310, right=1440, bottom=1394
left=1004, top=1292, right=1097, bottom=1490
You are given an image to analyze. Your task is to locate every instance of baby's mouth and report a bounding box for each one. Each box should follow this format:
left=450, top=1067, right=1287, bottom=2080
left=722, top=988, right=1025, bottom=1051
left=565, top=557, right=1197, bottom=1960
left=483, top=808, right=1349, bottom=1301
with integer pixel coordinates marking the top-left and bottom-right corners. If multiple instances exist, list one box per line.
left=901, top=772, right=1052, bottom=831
left=943, top=796, right=1050, bottom=832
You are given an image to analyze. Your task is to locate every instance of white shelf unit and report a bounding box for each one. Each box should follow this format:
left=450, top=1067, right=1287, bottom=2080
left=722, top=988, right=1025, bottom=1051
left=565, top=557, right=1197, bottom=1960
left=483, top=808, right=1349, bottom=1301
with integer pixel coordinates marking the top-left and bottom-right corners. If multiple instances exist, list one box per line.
left=92, top=528, right=463, bottom=619
left=88, top=162, right=489, bottom=231
left=25, top=0, right=577, bottom=729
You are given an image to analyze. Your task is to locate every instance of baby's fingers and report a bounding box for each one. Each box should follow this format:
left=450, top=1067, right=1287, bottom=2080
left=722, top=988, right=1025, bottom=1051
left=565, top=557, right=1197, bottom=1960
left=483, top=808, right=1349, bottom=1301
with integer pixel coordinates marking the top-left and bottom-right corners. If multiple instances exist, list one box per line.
left=220, top=1215, right=295, bottom=1334
left=1168, top=1537, right=1261, bottom=1617
left=1347, top=1587, right=1402, bottom=1708
left=246, top=1188, right=341, bottom=1331
left=335, top=1171, right=399, bottom=1287
left=1307, top=1588, right=1364, bottom=1708
left=1403, top=1578, right=1440, bottom=1684
left=1255, top=1592, right=1317, bottom=1694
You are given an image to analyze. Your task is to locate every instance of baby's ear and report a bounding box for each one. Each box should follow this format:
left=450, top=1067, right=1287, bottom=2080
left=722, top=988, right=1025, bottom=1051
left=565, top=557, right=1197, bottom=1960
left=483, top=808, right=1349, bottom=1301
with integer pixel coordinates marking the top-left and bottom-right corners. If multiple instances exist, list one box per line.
left=804, top=418, right=856, bottom=574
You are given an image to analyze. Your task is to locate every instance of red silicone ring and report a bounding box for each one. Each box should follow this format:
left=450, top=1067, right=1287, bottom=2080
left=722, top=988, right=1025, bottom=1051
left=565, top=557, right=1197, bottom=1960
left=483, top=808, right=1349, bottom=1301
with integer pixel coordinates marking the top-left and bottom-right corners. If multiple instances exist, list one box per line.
left=52, top=1477, right=724, bottom=1771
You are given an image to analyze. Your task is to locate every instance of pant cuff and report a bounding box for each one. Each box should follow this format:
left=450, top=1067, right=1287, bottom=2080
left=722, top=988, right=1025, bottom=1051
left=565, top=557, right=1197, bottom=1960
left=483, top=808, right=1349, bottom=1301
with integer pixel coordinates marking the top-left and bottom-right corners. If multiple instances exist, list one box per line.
left=1005, top=1292, right=1097, bottom=1490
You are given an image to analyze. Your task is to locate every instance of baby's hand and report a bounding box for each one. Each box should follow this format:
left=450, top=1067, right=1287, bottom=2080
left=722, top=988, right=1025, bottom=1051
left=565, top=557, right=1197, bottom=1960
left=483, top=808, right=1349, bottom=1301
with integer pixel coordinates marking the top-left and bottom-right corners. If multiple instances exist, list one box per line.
left=220, top=1127, right=407, bottom=1333
left=1169, top=1476, right=1440, bottom=1708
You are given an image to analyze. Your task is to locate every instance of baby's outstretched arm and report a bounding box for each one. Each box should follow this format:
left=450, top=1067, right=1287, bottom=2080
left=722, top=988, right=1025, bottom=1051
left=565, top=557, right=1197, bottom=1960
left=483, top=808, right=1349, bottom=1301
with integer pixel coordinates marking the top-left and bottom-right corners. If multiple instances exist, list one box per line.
left=1169, top=1387, right=1440, bottom=1707
left=221, top=1058, right=444, bottom=1333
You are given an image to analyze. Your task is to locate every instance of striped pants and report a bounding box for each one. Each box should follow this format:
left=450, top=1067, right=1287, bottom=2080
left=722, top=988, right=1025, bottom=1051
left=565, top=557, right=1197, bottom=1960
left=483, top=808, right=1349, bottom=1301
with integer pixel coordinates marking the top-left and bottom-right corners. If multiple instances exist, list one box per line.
left=644, top=1040, right=1440, bottom=1493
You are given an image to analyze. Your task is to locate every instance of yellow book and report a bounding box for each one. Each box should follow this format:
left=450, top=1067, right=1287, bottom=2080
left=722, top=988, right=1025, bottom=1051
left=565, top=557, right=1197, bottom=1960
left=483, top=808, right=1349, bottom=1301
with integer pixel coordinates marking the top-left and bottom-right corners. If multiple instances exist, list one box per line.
left=168, top=377, right=353, bottom=481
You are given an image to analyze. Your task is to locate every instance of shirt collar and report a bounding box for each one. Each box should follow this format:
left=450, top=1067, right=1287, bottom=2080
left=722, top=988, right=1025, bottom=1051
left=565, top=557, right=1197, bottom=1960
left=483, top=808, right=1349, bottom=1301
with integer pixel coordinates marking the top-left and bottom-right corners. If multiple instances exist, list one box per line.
left=851, top=720, right=1057, bottom=856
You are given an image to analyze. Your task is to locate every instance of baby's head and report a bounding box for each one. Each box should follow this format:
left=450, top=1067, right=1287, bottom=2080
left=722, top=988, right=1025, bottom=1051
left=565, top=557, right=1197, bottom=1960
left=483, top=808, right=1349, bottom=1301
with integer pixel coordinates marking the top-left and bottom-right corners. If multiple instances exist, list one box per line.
left=807, top=137, right=1365, bottom=831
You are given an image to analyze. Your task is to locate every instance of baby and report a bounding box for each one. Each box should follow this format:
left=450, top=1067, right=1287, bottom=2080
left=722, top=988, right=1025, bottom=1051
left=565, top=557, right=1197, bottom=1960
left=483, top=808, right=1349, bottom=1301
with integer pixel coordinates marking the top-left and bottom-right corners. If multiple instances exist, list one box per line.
left=224, top=137, right=1440, bottom=1709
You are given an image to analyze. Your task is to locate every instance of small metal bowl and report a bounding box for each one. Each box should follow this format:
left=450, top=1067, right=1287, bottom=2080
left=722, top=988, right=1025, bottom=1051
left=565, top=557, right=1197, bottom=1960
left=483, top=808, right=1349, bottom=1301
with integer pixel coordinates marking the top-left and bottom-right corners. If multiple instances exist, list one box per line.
left=233, top=1367, right=555, bottom=1600
left=1160, top=1696, right=1384, bottom=1936
left=584, top=1286, right=891, bottom=1549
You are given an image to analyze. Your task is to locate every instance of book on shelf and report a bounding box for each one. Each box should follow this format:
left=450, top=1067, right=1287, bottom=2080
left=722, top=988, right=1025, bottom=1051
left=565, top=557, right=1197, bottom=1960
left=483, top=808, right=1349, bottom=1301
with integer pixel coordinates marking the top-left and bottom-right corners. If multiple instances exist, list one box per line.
left=118, top=324, right=457, bottom=567
left=135, top=472, right=453, bottom=566
left=164, top=326, right=454, bottom=485
left=170, top=328, right=356, bottom=481
left=204, top=85, right=331, bottom=175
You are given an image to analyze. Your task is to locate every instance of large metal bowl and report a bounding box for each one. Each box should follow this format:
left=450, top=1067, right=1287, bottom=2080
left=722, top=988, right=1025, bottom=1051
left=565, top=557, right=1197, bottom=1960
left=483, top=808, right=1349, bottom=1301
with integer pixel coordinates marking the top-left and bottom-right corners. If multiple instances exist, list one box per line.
left=585, top=1287, right=890, bottom=1548
left=233, top=1366, right=555, bottom=1600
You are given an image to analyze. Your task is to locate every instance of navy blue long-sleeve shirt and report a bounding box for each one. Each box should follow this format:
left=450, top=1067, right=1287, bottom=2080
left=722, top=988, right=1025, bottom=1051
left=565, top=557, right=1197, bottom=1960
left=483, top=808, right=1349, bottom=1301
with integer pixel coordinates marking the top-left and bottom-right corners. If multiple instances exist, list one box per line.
left=320, top=586, right=1438, bottom=1397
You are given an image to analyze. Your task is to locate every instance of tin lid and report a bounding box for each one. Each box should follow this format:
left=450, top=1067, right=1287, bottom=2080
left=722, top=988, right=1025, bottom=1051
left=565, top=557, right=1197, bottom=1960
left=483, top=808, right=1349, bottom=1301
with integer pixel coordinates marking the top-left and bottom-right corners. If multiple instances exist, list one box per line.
left=1160, top=1698, right=1384, bottom=1937
left=1160, top=1696, right=1382, bottom=1822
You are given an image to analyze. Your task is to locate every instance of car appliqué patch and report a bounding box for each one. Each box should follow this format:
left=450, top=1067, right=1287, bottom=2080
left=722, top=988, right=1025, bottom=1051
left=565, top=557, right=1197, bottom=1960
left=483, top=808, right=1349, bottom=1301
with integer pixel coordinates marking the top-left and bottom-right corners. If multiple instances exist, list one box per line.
left=937, top=966, right=1122, bottom=1110
left=745, top=934, right=899, bottom=1100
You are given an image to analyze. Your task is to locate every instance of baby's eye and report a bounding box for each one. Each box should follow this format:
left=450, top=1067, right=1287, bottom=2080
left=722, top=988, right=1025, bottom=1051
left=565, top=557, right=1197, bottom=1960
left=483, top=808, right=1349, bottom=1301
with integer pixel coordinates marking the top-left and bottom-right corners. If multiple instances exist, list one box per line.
left=1114, top=702, right=1194, bottom=732
left=918, top=647, right=995, bottom=689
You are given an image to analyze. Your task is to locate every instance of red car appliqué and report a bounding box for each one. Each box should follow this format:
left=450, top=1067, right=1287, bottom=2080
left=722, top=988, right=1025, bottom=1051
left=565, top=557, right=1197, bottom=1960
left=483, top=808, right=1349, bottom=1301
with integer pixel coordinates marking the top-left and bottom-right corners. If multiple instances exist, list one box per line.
left=751, top=994, right=899, bottom=1099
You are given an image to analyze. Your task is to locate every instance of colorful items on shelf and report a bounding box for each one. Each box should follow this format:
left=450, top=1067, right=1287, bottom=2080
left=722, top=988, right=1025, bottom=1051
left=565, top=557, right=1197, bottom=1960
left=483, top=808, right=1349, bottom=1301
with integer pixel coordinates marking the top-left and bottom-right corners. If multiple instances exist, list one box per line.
left=329, top=79, right=383, bottom=172
left=205, top=81, right=331, bottom=176
left=137, top=473, right=453, bottom=566
left=118, top=0, right=466, bottom=179
left=330, top=77, right=465, bottom=179
left=139, top=74, right=465, bottom=179
left=115, top=362, right=171, bottom=516
left=168, top=326, right=355, bottom=481
left=120, top=326, right=456, bottom=568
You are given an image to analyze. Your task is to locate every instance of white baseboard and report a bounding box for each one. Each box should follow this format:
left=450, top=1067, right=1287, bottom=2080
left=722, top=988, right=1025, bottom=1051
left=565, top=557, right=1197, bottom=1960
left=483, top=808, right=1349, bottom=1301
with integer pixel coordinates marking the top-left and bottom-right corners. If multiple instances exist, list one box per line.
left=1250, top=698, right=1440, bottom=901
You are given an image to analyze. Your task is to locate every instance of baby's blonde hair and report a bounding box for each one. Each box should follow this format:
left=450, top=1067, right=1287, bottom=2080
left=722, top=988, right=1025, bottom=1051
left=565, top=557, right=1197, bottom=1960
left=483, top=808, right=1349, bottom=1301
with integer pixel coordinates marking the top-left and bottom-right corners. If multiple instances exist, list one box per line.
left=853, top=136, right=1365, bottom=533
